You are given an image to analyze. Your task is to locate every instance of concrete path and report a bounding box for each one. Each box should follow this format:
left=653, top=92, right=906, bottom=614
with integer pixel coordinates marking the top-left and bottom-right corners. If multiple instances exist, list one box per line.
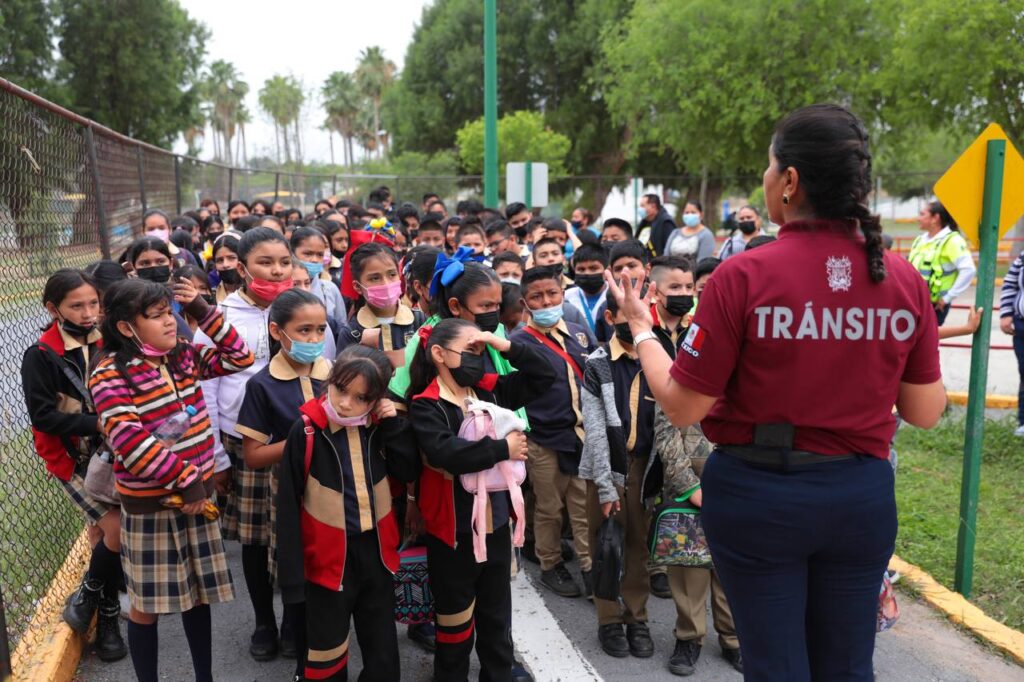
left=77, top=542, right=1023, bottom=681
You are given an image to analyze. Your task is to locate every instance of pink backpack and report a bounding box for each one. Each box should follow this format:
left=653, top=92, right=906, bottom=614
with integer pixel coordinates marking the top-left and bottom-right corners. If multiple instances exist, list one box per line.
left=457, top=401, right=526, bottom=562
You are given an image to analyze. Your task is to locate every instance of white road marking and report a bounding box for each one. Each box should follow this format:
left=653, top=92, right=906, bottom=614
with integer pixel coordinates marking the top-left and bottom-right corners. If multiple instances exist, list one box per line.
left=512, top=570, right=604, bottom=681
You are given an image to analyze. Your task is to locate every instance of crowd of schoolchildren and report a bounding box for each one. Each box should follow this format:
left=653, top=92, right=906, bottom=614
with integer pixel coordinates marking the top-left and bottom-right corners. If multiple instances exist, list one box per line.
left=28, top=186, right=960, bottom=682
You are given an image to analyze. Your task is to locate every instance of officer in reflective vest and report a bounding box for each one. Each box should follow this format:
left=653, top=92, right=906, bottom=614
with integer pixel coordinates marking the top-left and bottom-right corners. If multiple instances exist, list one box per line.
left=907, top=201, right=976, bottom=325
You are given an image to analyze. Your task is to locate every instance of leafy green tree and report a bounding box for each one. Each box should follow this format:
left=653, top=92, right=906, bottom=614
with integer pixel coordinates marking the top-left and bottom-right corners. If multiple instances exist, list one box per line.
left=56, top=0, right=208, bottom=147
left=259, top=74, right=303, bottom=165
left=0, top=0, right=55, bottom=95
left=202, top=60, right=248, bottom=165
left=456, top=110, right=571, bottom=175
left=322, top=71, right=361, bottom=168
left=354, top=47, right=396, bottom=159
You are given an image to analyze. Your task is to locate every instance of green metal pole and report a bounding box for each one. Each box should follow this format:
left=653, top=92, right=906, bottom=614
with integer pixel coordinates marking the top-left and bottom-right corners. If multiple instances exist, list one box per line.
left=525, top=161, right=532, bottom=210
left=483, top=0, right=498, bottom=206
left=954, top=138, right=1006, bottom=597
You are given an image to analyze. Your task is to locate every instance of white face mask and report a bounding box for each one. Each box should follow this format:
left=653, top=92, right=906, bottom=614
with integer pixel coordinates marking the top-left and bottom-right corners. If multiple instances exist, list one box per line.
left=499, top=277, right=521, bottom=286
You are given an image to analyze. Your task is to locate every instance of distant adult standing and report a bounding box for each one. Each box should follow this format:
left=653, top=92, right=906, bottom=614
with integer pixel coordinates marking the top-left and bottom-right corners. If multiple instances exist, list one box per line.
left=999, top=249, right=1024, bottom=436
left=907, top=201, right=976, bottom=325
left=664, top=201, right=715, bottom=262
left=718, top=206, right=763, bottom=260
left=638, top=194, right=677, bottom=257
left=607, top=103, right=946, bottom=681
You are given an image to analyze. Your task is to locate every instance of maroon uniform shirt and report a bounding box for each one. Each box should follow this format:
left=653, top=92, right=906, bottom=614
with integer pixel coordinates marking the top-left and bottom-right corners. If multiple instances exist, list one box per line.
left=670, top=220, right=941, bottom=460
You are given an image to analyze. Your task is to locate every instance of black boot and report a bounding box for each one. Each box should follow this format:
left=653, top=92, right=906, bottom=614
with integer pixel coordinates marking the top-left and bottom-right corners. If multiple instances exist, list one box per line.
left=63, top=577, right=102, bottom=633
left=94, top=598, right=128, bottom=662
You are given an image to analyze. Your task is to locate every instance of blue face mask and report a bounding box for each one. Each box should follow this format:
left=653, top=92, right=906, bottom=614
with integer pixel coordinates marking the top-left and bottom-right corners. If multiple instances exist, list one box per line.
left=302, top=260, right=324, bottom=278
left=531, top=303, right=564, bottom=328
left=283, top=333, right=325, bottom=364
left=682, top=213, right=701, bottom=228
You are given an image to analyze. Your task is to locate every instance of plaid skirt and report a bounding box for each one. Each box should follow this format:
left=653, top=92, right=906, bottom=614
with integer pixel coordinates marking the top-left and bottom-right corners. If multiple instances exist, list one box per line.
left=121, top=504, right=234, bottom=614
left=60, top=467, right=114, bottom=524
left=220, top=433, right=271, bottom=545
left=267, top=461, right=280, bottom=582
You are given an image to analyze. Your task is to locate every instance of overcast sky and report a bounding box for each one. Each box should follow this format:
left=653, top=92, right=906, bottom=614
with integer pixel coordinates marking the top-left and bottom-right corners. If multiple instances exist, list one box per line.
left=175, top=0, right=429, bottom=164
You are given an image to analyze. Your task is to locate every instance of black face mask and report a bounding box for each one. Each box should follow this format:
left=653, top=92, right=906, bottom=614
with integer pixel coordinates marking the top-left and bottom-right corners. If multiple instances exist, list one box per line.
left=218, top=268, right=242, bottom=286
left=136, top=265, right=171, bottom=283
left=207, top=231, right=223, bottom=243
left=450, top=351, right=486, bottom=387
left=201, top=293, right=217, bottom=306
left=614, top=322, right=634, bottom=345
left=332, top=249, right=347, bottom=259
left=60, top=317, right=95, bottom=338
left=738, top=220, right=757, bottom=235
left=574, top=273, right=605, bottom=295
left=473, top=310, right=501, bottom=333
left=664, top=294, right=694, bottom=318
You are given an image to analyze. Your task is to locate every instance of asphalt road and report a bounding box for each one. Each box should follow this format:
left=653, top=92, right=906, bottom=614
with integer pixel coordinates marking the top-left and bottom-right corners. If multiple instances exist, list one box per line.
left=76, top=540, right=1023, bottom=681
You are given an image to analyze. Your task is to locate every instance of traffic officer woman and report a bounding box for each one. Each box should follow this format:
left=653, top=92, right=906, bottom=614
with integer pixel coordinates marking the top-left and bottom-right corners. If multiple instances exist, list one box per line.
left=606, top=104, right=946, bottom=682
left=907, top=201, right=976, bottom=325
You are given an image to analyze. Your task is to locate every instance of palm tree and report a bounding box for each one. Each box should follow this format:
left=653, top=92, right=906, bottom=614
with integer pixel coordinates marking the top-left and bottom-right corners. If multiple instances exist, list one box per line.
left=354, top=47, right=396, bottom=159
left=202, top=60, right=248, bottom=165
left=259, top=75, right=303, bottom=167
left=235, top=103, right=251, bottom=166
left=355, top=97, right=379, bottom=161
left=322, top=71, right=361, bottom=168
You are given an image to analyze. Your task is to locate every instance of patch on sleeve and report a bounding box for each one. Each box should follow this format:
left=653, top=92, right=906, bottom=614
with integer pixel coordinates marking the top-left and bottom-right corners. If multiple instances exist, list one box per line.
left=681, top=323, right=706, bottom=357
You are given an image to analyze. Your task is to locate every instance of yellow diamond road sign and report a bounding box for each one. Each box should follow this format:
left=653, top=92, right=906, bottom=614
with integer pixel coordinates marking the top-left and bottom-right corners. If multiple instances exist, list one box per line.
left=933, top=122, right=1024, bottom=248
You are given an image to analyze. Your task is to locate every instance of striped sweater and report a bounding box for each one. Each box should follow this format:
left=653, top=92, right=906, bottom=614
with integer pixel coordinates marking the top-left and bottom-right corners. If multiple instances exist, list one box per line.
left=89, top=306, right=254, bottom=512
left=1000, top=251, right=1024, bottom=319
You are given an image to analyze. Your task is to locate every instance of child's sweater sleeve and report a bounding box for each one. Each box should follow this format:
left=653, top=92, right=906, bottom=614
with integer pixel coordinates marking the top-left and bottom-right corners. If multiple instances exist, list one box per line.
left=276, top=418, right=308, bottom=605
left=1000, top=253, right=1023, bottom=318
left=410, top=399, right=509, bottom=475
left=89, top=361, right=203, bottom=500
left=579, top=353, right=617, bottom=504
left=191, top=306, right=255, bottom=380
left=21, top=345, right=99, bottom=438
left=490, top=341, right=557, bottom=410
left=653, top=406, right=701, bottom=500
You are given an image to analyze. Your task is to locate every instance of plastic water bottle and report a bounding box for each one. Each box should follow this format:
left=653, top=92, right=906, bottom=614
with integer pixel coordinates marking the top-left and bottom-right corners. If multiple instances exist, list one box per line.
left=153, top=405, right=197, bottom=448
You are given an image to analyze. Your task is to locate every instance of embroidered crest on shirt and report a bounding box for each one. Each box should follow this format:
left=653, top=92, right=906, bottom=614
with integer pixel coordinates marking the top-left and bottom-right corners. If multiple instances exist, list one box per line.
left=681, top=323, right=706, bottom=357
left=826, top=256, right=852, bottom=293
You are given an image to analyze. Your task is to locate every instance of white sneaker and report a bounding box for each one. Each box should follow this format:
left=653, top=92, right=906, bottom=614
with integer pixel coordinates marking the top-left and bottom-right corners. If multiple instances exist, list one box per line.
left=1014, top=425, right=1024, bottom=437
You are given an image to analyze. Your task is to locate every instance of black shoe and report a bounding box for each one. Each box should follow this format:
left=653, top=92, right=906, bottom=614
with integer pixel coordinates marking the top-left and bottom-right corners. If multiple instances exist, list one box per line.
left=522, top=540, right=539, bottom=564
left=94, top=598, right=128, bottom=662
left=540, top=564, right=580, bottom=598
left=722, top=647, right=743, bottom=674
left=650, top=572, right=671, bottom=599
left=63, top=577, right=102, bottom=633
left=560, top=538, right=576, bottom=563
left=668, top=638, right=702, bottom=676
left=279, top=614, right=296, bottom=659
left=598, top=623, right=630, bottom=658
left=626, top=623, right=654, bottom=658
left=581, top=569, right=593, bottom=601
left=408, top=621, right=436, bottom=652
left=511, top=658, right=533, bottom=682
left=249, top=624, right=279, bottom=661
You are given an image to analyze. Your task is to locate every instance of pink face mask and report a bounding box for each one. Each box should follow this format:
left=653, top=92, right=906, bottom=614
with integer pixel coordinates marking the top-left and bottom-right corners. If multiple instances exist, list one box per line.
left=322, top=251, right=332, bottom=267
left=129, top=323, right=172, bottom=357
left=323, top=390, right=371, bottom=427
left=363, top=280, right=403, bottom=309
left=147, top=228, right=170, bottom=243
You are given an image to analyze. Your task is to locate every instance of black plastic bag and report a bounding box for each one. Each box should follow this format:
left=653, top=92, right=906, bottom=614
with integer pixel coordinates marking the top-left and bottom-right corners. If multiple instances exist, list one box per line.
left=591, top=515, right=625, bottom=601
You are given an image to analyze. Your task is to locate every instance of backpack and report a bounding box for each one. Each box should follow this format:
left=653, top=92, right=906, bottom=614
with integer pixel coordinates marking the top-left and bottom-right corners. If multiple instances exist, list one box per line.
left=647, top=495, right=712, bottom=568
left=456, top=399, right=527, bottom=562
left=592, top=516, right=625, bottom=601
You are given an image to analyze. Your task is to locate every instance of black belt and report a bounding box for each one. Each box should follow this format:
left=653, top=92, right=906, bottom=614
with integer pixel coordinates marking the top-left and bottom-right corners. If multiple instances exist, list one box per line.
left=718, top=445, right=856, bottom=470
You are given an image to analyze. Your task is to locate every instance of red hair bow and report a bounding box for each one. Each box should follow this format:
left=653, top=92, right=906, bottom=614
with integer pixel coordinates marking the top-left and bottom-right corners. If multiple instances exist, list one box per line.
left=417, top=325, right=433, bottom=345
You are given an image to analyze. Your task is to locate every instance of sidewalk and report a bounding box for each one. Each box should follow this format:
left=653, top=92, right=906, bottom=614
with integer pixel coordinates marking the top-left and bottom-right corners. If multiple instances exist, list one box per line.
left=77, top=542, right=1023, bottom=681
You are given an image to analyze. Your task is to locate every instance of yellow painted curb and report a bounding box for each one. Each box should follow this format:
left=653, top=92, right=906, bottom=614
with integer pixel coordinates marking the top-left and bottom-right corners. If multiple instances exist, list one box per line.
left=11, top=529, right=91, bottom=681
left=946, top=391, right=1018, bottom=409
left=889, top=555, right=1024, bottom=666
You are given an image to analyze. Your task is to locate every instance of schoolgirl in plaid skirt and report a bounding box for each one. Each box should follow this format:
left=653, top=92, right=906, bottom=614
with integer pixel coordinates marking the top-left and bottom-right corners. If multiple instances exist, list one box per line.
left=90, top=277, right=253, bottom=682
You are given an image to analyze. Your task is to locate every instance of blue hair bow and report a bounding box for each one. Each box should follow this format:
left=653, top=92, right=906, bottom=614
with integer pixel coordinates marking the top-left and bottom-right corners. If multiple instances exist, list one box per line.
left=429, top=246, right=484, bottom=297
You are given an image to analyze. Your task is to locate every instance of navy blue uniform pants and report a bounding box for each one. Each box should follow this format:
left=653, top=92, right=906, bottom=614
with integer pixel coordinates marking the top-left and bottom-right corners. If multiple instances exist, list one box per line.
left=1013, top=316, right=1024, bottom=425
left=701, top=451, right=896, bottom=682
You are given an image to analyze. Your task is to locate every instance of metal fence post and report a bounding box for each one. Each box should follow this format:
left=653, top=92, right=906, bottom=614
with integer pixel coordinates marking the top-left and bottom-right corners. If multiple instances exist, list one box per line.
left=136, top=147, right=147, bottom=212
left=332, top=174, right=337, bottom=197
left=84, top=126, right=111, bottom=259
left=274, top=172, right=280, bottom=203
left=174, top=156, right=182, bottom=214
left=228, top=168, right=234, bottom=201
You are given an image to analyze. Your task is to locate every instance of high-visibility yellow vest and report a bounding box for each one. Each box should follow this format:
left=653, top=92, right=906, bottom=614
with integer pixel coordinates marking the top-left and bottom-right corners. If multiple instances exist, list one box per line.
left=907, top=230, right=969, bottom=302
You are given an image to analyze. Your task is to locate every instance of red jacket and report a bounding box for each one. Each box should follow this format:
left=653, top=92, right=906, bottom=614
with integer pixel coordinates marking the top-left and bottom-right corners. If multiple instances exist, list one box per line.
left=276, top=397, right=419, bottom=604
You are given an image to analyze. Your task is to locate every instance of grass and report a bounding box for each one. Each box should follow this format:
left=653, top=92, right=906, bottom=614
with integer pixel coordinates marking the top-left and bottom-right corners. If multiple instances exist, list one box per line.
left=894, top=413, right=1024, bottom=631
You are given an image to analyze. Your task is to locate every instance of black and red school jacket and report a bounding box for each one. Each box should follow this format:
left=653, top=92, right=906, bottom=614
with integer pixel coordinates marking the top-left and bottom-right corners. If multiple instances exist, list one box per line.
left=409, top=341, right=556, bottom=548
left=21, top=322, right=103, bottom=481
left=276, top=395, right=420, bottom=604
